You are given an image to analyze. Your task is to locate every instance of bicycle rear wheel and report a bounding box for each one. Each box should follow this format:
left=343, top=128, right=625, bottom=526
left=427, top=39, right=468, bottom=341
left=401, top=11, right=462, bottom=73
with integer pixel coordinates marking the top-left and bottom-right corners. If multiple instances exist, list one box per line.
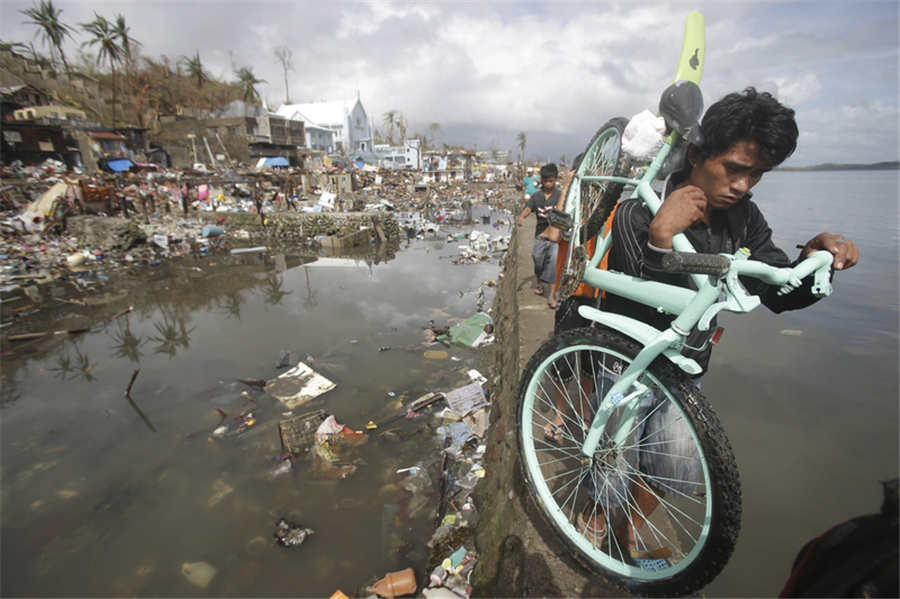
left=571, top=117, right=629, bottom=242
left=517, top=328, right=741, bottom=596
left=557, top=118, right=629, bottom=300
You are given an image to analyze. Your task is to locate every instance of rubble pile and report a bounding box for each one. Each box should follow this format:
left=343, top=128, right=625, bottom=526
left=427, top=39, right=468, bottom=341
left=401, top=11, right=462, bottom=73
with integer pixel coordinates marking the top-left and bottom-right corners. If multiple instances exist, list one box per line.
left=1, top=161, right=518, bottom=305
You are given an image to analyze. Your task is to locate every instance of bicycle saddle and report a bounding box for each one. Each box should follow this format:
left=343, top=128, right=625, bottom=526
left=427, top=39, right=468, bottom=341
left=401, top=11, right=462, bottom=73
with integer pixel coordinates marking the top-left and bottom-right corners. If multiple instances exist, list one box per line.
left=659, top=80, right=704, bottom=146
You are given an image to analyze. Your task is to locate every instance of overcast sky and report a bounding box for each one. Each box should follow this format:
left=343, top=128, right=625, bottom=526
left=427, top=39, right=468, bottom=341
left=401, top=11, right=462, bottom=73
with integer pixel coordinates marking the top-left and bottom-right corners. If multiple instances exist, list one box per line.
left=2, top=0, right=897, bottom=166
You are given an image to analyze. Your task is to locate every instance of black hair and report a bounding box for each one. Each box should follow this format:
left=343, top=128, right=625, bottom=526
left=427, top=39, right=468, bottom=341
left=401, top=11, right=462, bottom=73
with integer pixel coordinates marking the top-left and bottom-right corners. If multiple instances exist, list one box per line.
left=540, top=163, right=558, bottom=178
left=697, top=87, right=798, bottom=168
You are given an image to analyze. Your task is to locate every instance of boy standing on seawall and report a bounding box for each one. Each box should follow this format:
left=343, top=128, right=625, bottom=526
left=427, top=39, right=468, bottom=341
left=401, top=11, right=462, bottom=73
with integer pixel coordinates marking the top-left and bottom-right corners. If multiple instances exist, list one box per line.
left=517, top=163, right=561, bottom=308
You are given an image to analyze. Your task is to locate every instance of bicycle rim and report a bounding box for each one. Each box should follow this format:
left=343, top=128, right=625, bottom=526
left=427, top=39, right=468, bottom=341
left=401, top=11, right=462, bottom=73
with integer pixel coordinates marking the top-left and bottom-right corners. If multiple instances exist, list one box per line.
left=573, top=118, right=627, bottom=234
left=517, top=329, right=739, bottom=593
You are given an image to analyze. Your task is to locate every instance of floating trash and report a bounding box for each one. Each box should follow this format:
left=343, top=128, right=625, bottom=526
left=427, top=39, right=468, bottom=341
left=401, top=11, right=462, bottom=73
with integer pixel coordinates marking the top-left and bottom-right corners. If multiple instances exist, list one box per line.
left=274, top=519, right=314, bottom=547
left=181, top=561, right=217, bottom=588
left=266, top=362, right=336, bottom=409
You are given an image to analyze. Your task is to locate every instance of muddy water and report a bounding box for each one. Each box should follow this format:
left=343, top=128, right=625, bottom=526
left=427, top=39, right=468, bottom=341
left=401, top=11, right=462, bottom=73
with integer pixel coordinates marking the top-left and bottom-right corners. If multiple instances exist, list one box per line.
left=1, top=224, right=506, bottom=596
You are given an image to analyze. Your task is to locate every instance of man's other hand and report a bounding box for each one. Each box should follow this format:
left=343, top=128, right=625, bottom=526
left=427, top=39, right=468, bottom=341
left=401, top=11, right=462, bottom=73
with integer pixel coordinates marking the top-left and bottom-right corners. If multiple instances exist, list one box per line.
left=649, top=185, right=708, bottom=249
left=803, top=232, right=860, bottom=270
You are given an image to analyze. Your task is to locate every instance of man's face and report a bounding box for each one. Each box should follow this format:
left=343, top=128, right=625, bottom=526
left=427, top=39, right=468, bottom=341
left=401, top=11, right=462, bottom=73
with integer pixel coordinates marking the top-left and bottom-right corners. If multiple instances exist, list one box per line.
left=688, top=140, right=770, bottom=211
left=541, top=175, right=556, bottom=193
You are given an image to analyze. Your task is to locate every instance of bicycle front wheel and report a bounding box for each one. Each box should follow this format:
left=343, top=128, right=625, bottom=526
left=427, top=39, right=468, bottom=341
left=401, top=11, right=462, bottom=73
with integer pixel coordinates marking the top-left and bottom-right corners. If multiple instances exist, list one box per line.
left=516, top=328, right=741, bottom=596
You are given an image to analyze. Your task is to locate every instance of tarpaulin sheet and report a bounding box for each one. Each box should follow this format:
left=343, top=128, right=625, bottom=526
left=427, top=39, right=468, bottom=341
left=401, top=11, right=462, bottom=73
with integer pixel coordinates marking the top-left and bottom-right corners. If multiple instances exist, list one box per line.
left=107, top=159, right=134, bottom=172
left=256, top=156, right=289, bottom=167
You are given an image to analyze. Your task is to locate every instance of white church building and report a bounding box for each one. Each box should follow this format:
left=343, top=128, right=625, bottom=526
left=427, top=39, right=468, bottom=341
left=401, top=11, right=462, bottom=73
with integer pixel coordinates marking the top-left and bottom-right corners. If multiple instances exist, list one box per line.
left=275, top=96, right=374, bottom=155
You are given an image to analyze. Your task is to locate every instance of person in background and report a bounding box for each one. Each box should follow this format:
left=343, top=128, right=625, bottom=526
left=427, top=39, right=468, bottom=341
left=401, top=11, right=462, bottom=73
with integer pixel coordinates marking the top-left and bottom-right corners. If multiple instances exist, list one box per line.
left=522, top=168, right=539, bottom=202
left=517, top=163, right=561, bottom=307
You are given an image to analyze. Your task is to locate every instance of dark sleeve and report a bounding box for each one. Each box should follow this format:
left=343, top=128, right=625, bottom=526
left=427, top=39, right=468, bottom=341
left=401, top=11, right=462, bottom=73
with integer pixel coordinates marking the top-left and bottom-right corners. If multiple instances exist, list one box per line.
left=741, top=201, right=828, bottom=314
left=609, top=198, right=687, bottom=287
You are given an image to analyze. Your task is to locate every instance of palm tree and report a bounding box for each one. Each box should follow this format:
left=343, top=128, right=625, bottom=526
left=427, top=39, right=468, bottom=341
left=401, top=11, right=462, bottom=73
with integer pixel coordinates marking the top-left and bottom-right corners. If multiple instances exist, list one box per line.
left=235, top=66, right=265, bottom=103
left=517, top=131, right=528, bottom=175
left=396, top=113, right=407, bottom=143
left=112, top=14, right=140, bottom=63
left=20, top=0, right=74, bottom=76
left=81, top=13, right=122, bottom=124
left=274, top=45, right=293, bottom=104
left=382, top=110, right=398, bottom=145
left=180, top=50, right=207, bottom=89
left=428, top=122, right=441, bottom=149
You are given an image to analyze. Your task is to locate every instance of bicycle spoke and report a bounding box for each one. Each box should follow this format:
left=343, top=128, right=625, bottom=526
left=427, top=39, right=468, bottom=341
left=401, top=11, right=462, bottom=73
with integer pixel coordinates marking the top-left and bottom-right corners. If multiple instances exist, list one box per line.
left=616, top=460, right=705, bottom=538
left=544, top=464, right=588, bottom=485
left=624, top=445, right=702, bottom=462
left=559, top=468, right=589, bottom=518
left=535, top=448, right=583, bottom=464
left=550, top=470, right=586, bottom=505
left=610, top=470, right=686, bottom=561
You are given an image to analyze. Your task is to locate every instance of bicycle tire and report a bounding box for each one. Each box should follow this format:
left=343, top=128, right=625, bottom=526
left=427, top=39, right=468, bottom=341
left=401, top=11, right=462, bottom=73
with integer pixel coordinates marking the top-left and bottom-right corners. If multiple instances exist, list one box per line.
left=571, top=117, right=629, bottom=243
left=516, top=328, right=741, bottom=596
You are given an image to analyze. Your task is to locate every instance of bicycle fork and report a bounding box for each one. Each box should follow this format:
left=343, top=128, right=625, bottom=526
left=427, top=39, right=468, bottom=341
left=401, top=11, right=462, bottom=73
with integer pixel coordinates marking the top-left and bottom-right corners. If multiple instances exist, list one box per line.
left=580, top=328, right=684, bottom=461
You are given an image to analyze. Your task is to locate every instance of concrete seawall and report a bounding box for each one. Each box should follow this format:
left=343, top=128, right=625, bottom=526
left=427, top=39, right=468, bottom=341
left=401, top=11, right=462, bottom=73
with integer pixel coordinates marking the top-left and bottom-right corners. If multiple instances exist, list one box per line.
left=472, top=227, right=626, bottom=597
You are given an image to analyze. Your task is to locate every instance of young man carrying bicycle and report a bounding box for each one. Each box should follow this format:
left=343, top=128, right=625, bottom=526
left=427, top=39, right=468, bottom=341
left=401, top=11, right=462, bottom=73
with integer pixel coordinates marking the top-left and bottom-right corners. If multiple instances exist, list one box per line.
left=578, top=88, right=859, bottom=566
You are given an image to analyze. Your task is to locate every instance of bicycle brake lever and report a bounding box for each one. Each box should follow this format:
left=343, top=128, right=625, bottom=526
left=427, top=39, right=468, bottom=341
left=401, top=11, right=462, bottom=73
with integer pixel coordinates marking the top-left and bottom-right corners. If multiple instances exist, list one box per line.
left=698, top=300, right=727, bottom=331
left=811, top=265, right=833, bottom=297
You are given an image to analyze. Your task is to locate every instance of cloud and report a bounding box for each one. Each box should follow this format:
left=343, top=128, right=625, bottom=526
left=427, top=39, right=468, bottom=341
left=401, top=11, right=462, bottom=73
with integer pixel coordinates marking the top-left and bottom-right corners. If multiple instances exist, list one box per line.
left=767, top=73, right=823, bottom=106
left=0, top=0, right=896, bottom=166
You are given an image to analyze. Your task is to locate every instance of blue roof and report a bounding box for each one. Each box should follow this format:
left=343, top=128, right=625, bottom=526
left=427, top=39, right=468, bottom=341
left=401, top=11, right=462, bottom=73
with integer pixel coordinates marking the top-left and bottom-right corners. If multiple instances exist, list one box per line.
left=107, top=159, right=134, bottom=172
left=263, top=156, right=289, bottom=167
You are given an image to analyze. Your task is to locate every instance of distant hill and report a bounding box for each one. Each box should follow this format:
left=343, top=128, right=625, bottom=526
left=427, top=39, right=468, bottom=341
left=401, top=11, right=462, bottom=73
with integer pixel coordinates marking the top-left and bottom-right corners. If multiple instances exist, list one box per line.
left=778, top=161, right=899, bottom=172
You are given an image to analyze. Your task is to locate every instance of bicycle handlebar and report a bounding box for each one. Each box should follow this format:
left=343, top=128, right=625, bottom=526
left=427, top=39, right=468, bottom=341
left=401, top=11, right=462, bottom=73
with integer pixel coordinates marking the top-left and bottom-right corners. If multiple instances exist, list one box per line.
left=662, top=249, right=835, bottom=297
left=662, top=252, right=731, bottom=276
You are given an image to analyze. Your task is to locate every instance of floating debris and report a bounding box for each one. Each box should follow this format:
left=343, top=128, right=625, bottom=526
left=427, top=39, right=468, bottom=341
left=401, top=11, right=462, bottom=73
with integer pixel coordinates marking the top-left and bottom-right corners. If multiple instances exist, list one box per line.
left=181, top=561, right=217, bottom=589
left=274, top=519, right=314, bottom=547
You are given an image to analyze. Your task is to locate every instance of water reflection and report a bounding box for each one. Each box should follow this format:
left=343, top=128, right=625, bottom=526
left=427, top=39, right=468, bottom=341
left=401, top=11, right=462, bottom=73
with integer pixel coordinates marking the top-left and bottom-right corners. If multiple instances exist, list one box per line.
left=110, top=316, right=145, bottom=363
left=262, top=273, right=292, bottom=306
left=0, top=373, right=22, bottom=407
left=50, top=340, right=97, bottom=382
left=217, top=290, right=246, bottom=320
left=303, top=267, right=318, bottom=309
left=150, top=308, right=194, bottom=358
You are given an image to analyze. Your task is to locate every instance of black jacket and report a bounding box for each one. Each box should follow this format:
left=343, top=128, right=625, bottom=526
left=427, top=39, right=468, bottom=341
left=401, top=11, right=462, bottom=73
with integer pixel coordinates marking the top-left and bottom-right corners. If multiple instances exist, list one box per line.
left=605, top=177, right=826, bottom=371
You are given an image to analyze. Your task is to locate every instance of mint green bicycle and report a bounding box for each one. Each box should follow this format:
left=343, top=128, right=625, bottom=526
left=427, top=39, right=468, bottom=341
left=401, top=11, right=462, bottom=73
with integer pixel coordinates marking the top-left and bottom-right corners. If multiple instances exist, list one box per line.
left=516, top=12, right=835, bottom=596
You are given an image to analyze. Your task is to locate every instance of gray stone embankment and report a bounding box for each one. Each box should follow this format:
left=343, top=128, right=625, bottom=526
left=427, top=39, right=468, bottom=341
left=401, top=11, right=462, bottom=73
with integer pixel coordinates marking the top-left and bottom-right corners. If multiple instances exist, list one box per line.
left=471, top=228, right=625, bottom=597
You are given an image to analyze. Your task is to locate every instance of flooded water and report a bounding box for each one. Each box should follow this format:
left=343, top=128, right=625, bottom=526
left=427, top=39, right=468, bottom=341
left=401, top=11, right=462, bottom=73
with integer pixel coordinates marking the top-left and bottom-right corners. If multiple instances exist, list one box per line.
left=702, top=170, right=899, bottom=596
left=1, top=223, right=506, bottom=596
left=2, top=170, right=897, bottom=597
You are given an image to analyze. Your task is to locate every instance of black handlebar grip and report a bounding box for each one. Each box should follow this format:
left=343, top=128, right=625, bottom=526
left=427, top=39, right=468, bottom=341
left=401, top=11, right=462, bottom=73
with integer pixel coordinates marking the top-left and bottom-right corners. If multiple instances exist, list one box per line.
left=662, top=252, right=731, bottom=276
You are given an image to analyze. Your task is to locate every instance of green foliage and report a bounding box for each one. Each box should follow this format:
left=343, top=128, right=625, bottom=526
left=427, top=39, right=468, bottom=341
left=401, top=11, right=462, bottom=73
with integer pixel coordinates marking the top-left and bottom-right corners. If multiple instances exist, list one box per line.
left=180, top=50, right=207, bottom=89
left=80, top=13, right=122, bottom=69
left=234, top=66, right=265, bottom=103
left=20, top=0, right=74, bottom=73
